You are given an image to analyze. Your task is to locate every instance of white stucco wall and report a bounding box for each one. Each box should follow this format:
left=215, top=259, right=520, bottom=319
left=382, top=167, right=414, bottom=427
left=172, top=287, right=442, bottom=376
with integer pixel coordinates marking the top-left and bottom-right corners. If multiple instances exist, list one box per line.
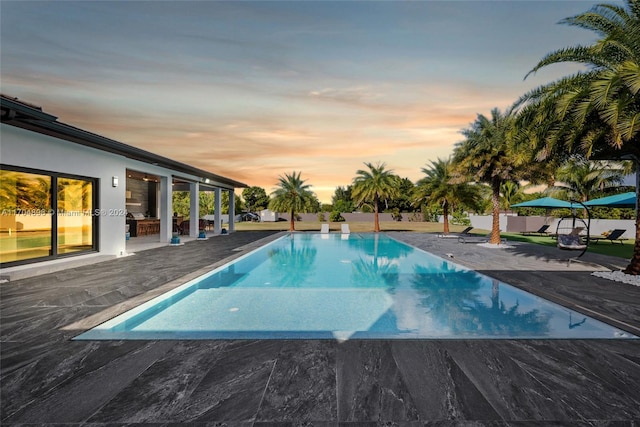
left=466, top=213, right=515, bottom=232
left=468, top=212, right=636, bottom=239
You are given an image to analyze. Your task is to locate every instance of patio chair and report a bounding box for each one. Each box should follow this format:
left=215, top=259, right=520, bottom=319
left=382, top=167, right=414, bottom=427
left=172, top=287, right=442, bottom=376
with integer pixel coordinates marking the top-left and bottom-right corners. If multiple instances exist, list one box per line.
left=438, top=226, right=473, bottom=238
left=521, top=224, right=550, bottom=236
left=550, top=226, right=585, bottom=240
left=458, top=233, right=507, bottom=244
left=320, top=223, right=329, bottom=234
left=590, top=229, right=627, bottom=245
left=557, top=234, right=587, bottom=251
left=341, top=223, right=351, bottom=234
left=179, top=220, right=190, bottom=235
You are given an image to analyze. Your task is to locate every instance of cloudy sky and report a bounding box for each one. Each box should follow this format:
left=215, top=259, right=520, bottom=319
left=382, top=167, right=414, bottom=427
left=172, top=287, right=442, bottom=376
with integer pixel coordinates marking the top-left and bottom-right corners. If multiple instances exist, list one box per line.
left=1, top=1, right=607, bottom=202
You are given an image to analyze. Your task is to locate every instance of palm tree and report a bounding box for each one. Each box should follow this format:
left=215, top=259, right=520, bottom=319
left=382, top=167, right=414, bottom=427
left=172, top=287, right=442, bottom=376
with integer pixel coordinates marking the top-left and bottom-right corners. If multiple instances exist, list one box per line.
left=453, top=108, right=517, bottom=244
left=548, top=158, right=625, bottom=203
left=500, top=181, right=525, bottom=211
left=415, top=158, right=480, bottom=234
left=514, top=0, right=640, bottom=274
left=352, top=162, right=400, bottom=232
left=269, top=171, right=315, bottom=231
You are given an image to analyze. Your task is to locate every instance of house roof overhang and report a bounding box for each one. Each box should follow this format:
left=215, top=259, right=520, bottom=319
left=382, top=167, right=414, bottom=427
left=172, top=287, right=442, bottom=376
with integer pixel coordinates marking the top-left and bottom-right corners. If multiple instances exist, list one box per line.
left=0, top=94, right=247, bottom=190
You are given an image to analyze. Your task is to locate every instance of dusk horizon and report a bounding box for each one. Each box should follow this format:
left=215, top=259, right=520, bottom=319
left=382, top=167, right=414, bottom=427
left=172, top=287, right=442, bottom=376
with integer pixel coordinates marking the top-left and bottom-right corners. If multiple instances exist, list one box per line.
left=1, top=1, right=607, bottom=203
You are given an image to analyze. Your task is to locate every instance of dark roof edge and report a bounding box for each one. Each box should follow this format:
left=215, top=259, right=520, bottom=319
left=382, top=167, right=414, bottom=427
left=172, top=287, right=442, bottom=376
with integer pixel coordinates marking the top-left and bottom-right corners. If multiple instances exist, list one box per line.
left=0, top=95, right=247, bottom=189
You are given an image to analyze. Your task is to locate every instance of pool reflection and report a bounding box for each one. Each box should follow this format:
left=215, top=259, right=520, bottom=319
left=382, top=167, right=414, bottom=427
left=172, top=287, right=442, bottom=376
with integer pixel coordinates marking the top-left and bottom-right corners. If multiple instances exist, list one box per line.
left=74, top=232, right=636, bottom=340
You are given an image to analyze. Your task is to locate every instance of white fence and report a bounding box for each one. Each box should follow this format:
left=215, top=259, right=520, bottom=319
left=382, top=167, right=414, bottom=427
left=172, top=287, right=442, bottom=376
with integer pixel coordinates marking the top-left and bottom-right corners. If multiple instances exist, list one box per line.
left=247, top=211, right=636, bottom=239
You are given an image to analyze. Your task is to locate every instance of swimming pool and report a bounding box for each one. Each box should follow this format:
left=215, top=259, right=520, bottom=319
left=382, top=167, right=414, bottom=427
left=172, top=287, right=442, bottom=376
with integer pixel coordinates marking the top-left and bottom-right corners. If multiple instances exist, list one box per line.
left=75, top=233, right=637, bottom=340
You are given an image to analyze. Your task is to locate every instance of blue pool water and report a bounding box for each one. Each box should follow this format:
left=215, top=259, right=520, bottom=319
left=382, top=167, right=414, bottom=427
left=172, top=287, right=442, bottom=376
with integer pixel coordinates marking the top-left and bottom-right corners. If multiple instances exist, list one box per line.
left=75, top=233, right=637, bottom=340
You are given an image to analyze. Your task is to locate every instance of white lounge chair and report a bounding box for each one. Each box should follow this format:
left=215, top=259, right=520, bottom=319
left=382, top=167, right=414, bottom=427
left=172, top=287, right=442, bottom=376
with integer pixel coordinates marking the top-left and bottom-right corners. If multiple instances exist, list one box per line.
left=320, top=223, right=329, bottom=234
left=341, top=223, right=350, bottom=234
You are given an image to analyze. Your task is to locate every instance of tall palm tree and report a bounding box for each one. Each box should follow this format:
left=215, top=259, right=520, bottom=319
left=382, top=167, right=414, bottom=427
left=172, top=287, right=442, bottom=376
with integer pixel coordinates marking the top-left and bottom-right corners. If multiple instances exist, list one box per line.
left=514, top=0, right=640, bottom=274
left=352, top=162, right=400, bottom=232
left=415, top=158, right=480, bottom=234
left=269, top=171, right=315, bottom=231
left=453, top=108, right=517, bottom=244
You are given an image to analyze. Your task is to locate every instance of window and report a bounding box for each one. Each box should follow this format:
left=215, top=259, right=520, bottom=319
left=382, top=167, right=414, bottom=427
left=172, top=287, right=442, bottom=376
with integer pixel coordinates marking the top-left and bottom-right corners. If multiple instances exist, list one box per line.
left=0, top=166, right=97, bottom=266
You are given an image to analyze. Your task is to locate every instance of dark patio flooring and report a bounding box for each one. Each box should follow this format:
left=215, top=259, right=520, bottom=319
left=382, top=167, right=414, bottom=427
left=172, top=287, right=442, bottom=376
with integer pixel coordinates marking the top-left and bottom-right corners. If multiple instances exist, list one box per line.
left=1, top=230, right=640, bottom=425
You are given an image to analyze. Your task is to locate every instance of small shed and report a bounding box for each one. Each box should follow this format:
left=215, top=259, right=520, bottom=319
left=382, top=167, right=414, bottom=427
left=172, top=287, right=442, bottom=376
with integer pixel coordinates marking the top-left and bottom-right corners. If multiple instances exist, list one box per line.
left=260, top=209, right=279, bottom=222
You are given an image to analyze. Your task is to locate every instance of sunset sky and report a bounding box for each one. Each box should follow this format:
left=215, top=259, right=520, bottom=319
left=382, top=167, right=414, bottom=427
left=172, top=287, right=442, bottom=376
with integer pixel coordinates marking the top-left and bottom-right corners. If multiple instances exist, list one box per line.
left=1, top=1, right=607, bottom=203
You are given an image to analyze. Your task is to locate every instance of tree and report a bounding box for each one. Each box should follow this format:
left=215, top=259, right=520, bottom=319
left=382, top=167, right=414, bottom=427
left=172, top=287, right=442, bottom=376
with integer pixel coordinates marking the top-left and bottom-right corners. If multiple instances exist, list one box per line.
left=200, top=191, right=215, bottom=215
left=268, top=171, right=316, bottom=231
left=352, top=162, right=400, bottom=232
left=548, top=158, right=625, bottom=202
left=414, top=158, right=480, bottom=234
left=500, top=181, right=524, bottom=211
left=242, top=186, right=270, bottom=212
left=514, top=0, right=640, bottom=274
left=453, top=108, right=517, bottom=244
left=386, top=177, right=417, bottom=213
left=221, top=191, right=243, bottom=215
left=304, top=193, right=322, bottom=213
left=171, top=190, right=237, bottom=218
left=172, top=191, right=190, bottom=217
left=321, top=203, right=333, bottom=212
left=331, top=186, right=355, bottom=213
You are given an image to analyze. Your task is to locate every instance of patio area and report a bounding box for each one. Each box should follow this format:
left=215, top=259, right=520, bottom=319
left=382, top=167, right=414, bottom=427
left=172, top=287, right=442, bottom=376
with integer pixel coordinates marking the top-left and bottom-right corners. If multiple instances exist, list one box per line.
left=1, top=231, right=640, bottom=424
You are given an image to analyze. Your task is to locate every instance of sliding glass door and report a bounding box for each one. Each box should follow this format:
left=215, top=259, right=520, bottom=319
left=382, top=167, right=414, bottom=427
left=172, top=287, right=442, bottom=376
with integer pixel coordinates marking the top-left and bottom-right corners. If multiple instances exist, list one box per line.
left=0, top=166, right=97, bottom=266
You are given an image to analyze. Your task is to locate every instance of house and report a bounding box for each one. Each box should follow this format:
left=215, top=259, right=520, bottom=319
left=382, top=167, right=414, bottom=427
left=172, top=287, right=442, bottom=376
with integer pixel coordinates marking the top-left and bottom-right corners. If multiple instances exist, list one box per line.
left=0, top=94, right=247, bottom=270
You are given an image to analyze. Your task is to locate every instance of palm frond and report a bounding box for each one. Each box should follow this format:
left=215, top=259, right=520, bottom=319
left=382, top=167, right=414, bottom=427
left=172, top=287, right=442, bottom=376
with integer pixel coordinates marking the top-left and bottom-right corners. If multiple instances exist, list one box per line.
left=619, top=60, right=640, bottom=94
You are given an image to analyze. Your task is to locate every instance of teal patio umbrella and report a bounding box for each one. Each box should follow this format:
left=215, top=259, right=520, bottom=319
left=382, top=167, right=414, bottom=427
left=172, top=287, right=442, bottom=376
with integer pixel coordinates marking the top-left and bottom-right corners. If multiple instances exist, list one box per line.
left=511, top=197, right=578, bottom=209
left=584, top=192, right=637, bottom=208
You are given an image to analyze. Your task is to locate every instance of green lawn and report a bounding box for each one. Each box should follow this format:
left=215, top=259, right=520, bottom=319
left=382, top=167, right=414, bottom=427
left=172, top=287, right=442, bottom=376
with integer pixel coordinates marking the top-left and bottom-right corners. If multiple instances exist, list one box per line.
left=232, top=220, right=634, bottom=260
left=499, top=233, right=633, bottom=259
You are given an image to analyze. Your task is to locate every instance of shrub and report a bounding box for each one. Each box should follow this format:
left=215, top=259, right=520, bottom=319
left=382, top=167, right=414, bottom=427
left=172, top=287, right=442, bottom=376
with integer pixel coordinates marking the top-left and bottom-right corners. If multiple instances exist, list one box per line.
left=317, top=212, right=326, bottom=222
left=390, top=208, right=403, bottom=221
left=408, top=212, right=423, bottom=222
left=421, top=206, right=440, bottom=222
left=451, top=211, right=471, bottom=226
left=330, top=211, right=345, bottom=222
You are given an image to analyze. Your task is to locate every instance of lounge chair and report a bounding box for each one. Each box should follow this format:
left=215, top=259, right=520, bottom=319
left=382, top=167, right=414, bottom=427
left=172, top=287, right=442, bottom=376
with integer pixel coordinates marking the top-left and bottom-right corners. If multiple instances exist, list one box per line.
left=590, top=229, right=627, bottom=244
left=521, top=224, right=550, bottom=236
left=320, top=223, right=329, bottom=234
left=437, top=226, right=473, bottom=239
left=458, top=232, right=507, bottom=244
left=341, top=223, right=350, bottom=234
